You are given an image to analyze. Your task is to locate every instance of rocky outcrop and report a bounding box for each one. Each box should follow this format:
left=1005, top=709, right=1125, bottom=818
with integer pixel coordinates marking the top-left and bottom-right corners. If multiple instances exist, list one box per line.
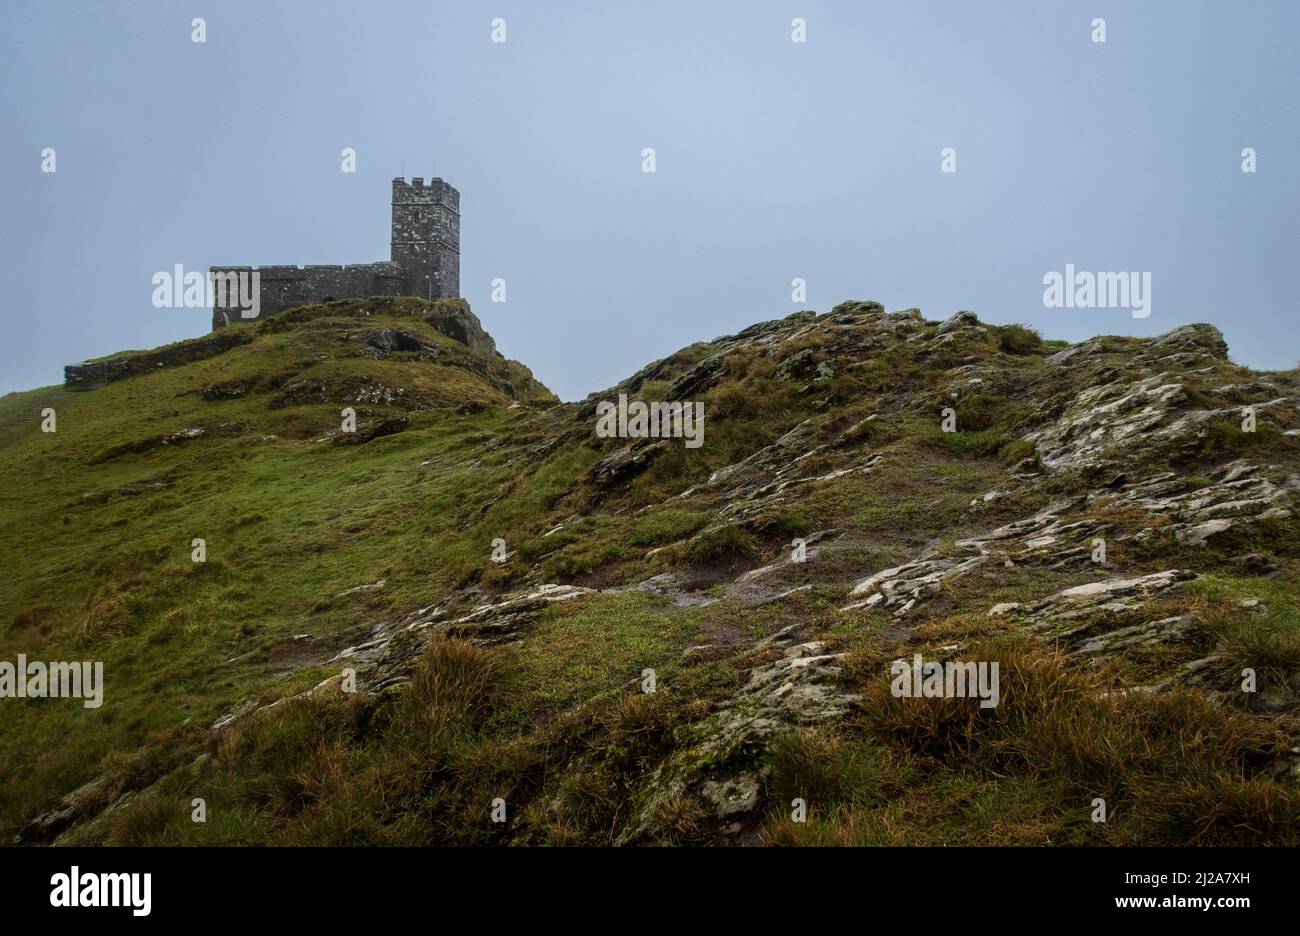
left=584, top=439, right=671, bottom=487
left=335, top=416, right=409, bottom=445
left=423, top=301, right=497, bottom=355
left=992, top=569, right=1199, bottom=638
left=1028, top=373, right=1190, bottom=469
left=1146, top=323, right=1229, bottom=361
left=358, top=327, right=441, bottom=359
left=15, top=774, right=113, bottom=845
left=619, top=624, right=858, bottom=843
left=845, top=555, right=988, bottom=616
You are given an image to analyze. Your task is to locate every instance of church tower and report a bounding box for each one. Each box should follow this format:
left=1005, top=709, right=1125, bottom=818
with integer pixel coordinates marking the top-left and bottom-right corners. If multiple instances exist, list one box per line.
left=391, top=177, right=460, bottom=300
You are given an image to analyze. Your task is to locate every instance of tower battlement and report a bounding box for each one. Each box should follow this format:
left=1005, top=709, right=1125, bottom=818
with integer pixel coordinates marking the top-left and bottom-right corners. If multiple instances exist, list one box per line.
left=209, top=175, right=460, bottom=330
left=392, top=176, right=455, bottom=193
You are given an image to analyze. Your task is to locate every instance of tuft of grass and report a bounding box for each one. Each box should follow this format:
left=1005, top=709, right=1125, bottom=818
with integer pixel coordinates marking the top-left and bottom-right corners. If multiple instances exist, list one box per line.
left=391, top=637, right=506, bottom=744
left=997, top=437, right=1037, bottom=466
left=997, top=324, right=1043, bottom=355
left=684, top=525, right=760, bottom=565
left=767, top=728, right=911, bottom=810
left=1190, top=419, right=1292, bottom=460
left=103, top=790, right=181, bottom=846
left=647, top=794, right=710, bottom=845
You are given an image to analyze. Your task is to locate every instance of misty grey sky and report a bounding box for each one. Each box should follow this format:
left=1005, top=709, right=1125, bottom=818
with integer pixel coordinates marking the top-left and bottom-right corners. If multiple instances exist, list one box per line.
left=1, top=0, right=1296, bottom=401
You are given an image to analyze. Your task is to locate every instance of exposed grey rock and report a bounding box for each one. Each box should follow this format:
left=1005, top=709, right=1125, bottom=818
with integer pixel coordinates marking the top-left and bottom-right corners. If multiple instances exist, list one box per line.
left=1044, top=336, right=1106, bottom=367
left=617, top=572, right=714, bottom=608
left=618, top=628, right=858, bottom=844
left=1122, top=460, right=1298, bottom=547
left=585, top=439, right=670, bottom=487
left=1147, top=323, right=1229, bottom=360
left=776, top=348, right=820, bottom=381
left=1008, top=570, right=1198, bottom=646
left=724, top=529, right=841, bottom=606
left=16, top=774, right=112, bottom=844
left=424, top=302, right=496, bottom=354
left=700, top=773, right=761, bottom=819
left=433, top=584, right=595, bottom=645
left=1069, top=614, right=1191, bottom=659
left=1028, top=373, right=1189, bottom=470
left=1248, top=687, right=1294, bottom=716
left=336, top=578, right=386, bottom=597
left=936, top=310, right=981, bottom=334
left=320, top=583, right=597, bottom=696
left=336, top=415, right=408, bottom=445
left=360, top=327, right=441, bottom=358
left=1226, top=553, right=1279, bottom=576
left=844, top=555, right=987, bottom=615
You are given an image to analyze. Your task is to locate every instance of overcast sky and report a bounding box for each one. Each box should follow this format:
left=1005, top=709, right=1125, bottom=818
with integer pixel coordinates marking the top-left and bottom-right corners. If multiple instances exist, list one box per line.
left=1, top=0, right=1296, bottom=401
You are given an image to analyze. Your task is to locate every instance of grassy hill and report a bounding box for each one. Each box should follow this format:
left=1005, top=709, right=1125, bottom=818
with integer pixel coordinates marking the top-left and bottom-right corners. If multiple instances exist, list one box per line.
left=2, top=297, right=1298, bottom=846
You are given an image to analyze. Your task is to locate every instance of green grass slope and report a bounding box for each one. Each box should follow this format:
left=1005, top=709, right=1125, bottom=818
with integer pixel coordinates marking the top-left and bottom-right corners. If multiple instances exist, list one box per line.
left=2, top=298, right=1298, bottom=846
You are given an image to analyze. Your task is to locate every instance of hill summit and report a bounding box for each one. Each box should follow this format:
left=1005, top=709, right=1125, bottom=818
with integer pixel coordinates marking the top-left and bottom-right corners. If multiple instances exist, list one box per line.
left=2, top=298, right=1298, bottom=846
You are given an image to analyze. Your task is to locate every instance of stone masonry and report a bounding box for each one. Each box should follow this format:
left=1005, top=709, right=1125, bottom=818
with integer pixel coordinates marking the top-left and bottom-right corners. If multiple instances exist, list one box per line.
left=208, top=176, right=460, bottom=331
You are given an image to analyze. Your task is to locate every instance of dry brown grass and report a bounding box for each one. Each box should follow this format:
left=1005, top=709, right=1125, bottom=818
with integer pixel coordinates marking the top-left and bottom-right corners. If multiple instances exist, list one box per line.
left=762, top=640, right=1300, bottom=846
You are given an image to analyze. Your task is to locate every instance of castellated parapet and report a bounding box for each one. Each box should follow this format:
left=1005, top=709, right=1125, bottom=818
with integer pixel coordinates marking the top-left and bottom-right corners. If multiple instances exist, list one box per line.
left=209, top=176, right=460, bottom=330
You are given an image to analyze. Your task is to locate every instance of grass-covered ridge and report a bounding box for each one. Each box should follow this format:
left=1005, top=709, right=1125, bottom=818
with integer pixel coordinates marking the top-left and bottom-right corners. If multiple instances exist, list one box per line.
left=1, top=298, right=1297, bottom=846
